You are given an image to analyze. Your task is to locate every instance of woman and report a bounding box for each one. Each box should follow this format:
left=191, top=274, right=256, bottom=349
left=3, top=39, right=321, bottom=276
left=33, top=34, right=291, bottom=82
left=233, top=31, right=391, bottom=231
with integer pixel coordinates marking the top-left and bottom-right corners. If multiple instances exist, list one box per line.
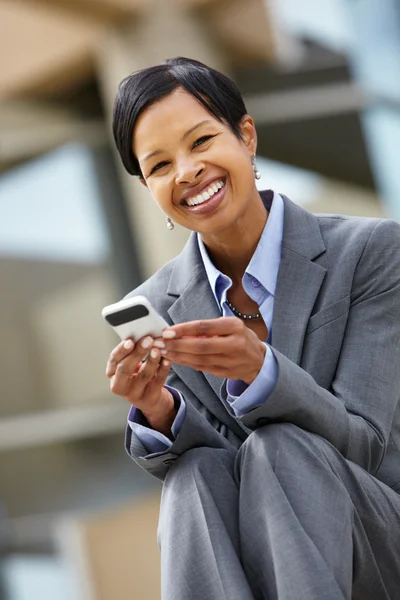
left=106, top=57, right=400, bottom=600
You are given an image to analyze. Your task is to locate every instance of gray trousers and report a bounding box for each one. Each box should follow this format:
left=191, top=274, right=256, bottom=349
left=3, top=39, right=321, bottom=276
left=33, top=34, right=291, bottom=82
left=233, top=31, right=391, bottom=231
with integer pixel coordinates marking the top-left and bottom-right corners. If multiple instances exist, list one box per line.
left=158, top=424, right=400, bottom=600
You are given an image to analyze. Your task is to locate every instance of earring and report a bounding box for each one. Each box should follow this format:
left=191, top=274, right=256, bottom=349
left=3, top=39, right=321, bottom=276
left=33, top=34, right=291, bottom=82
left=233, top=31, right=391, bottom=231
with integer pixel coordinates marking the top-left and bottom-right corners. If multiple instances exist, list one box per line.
left=251, top=154, right=261, bottom=180
left=166, top=217, right=175, bottom=231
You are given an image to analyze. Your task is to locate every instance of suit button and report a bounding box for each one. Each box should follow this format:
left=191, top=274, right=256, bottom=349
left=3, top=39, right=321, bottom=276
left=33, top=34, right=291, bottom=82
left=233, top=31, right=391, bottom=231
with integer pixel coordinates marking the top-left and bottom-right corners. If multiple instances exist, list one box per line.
left=163, top=458, right=176, bottom=465
left=257, top=417, right=270, bottom=426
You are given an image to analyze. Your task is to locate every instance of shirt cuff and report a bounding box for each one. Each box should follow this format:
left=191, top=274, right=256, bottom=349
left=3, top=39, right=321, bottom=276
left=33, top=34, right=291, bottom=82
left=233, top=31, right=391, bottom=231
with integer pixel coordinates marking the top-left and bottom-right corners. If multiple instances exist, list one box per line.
left=226, top=344, right=278, bottom=416
left=127, top=386, right=186, bottom=455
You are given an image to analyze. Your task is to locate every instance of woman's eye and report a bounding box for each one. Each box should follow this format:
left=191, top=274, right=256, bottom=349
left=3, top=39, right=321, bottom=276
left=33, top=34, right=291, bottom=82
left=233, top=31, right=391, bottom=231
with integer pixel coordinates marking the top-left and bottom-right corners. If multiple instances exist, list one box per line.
left=150, top=161, right=169, bottom=175
left=193, top=135, right=213, bottom=148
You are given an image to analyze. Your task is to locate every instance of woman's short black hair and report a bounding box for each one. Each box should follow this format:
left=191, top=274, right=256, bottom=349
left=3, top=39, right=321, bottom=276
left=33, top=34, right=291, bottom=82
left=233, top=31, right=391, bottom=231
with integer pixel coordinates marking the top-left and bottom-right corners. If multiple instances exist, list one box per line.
left=112, top=57, right=248, bottom=177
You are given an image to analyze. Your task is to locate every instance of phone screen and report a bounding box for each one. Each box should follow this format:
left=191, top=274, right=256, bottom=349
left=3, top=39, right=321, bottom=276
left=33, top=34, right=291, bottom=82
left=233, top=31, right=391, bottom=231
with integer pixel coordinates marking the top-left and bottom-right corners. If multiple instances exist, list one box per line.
left=104, top=304, right=149, bottom=327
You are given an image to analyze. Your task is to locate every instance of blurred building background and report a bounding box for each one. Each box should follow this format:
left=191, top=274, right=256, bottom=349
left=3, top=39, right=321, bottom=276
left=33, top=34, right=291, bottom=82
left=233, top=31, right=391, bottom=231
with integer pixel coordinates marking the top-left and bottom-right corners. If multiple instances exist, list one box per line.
left=0, top=0, right=399, bottom=598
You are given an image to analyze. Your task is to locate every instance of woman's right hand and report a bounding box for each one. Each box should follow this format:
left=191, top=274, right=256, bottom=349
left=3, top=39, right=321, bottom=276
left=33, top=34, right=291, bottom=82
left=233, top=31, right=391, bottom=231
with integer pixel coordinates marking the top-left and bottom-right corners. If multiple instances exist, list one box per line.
left=106, top=336, right=176, bottom=437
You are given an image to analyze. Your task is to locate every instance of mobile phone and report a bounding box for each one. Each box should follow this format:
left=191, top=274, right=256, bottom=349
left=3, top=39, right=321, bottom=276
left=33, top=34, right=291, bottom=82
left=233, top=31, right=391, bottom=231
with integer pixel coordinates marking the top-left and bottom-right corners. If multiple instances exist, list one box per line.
left=101, top=295, right=169, bottom=342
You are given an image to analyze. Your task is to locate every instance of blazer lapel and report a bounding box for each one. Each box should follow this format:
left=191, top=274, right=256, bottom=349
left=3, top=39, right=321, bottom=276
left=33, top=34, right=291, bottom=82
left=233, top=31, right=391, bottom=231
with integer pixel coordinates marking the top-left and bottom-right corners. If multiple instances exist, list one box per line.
left=166, top=235, right=248, bottom=435
left=168, top=267, right=223, bottom=399
left=164, top=197, right=327, bottom=428
left=271, top=196, right=327, bottom=364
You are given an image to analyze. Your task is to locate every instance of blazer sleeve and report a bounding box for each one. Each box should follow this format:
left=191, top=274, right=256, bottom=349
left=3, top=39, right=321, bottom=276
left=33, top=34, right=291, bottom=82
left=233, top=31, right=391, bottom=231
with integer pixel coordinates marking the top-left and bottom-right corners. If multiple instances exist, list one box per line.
left=125, top=367, right=245, bottom=481
left=237, top=219, right=400, bottom=475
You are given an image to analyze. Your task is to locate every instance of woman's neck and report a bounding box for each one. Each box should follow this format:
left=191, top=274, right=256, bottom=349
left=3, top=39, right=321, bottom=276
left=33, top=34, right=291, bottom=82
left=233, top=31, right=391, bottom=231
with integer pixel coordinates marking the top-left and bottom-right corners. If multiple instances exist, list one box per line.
left=200, top=195, right=268, bottom=284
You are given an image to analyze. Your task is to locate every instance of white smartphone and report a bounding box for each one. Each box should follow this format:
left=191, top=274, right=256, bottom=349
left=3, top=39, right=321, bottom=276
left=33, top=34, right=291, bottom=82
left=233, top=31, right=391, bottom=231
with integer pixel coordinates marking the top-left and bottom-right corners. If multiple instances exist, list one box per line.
left=101, top=295, right=169, bottom=342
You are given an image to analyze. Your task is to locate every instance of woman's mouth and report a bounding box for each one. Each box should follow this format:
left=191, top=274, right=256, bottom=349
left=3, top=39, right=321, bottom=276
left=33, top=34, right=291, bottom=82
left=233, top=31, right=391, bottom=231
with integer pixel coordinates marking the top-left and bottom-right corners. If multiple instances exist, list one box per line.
left=181, top=178, right=227, bottom=215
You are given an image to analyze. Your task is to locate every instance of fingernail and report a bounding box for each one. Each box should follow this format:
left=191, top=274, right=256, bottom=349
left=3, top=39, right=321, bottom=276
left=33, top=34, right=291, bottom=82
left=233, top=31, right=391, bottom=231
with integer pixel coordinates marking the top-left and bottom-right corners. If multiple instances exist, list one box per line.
left=162, top=359, right=170, bottom=367
left=150, top=348, right=158, bottom=359
left=152, top=340, right=166, bottom=349
left=162, top=330, right=176, bottom=339
left=161, top=349, right=168, bottom=355
left=124, top=340, right=134, bottom=350
left=141, top=336, right=153, bottom=349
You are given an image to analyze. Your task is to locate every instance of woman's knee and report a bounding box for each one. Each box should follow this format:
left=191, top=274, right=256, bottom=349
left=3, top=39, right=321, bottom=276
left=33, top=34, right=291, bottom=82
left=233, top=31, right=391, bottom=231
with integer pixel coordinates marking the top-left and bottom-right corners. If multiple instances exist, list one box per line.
left=238, top=422, right=338, bottom=471
left=163, top=446, right=236, bottom=492
left=159, top=447, right=236, bottom=545
left=241, top=422, right=305, bottom=453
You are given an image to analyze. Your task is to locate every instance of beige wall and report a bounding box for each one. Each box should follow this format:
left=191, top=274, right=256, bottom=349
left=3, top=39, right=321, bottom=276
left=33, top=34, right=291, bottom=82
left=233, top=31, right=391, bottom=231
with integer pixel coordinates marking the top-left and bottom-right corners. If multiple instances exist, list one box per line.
left=305, top=180, right=385, bottom=218
left=0, top=1, right=99, bottom=99
left=30, top=272, right=118, bottom=409
left=95, top=3, right=229, bottom=278
left=0, top=0, right=277, bottom=100
left=57, top=493, right=162, bottom=600
left=0, top=262, right=117, bottom=417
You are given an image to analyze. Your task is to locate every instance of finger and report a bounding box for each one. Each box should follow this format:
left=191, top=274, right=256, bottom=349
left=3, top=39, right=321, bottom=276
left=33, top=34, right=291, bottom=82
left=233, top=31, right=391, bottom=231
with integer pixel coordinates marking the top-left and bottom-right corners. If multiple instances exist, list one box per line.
left=146, top=357, right=172, bottom=393
left=134, top=347, right=163, bottom=387
left=106, top=338, right=135, bottom=377
left=113, top=335, right=155, bottom=382
left=162, top=317, right=242, bottom=340
left=152, top=336, right=166, bottom=349
left=136, top=335, right=155, bottom=358
left=163, top=336, right=231, bottom=356
left=158, top=353, right=236, bottom=380
left=165, top=351, right=228, bottom=371
left=111, top=346, right=161, bottom=397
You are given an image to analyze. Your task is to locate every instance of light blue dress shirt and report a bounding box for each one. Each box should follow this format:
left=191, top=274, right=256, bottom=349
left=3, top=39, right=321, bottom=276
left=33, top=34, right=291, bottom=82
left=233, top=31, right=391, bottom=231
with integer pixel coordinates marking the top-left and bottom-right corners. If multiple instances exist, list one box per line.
left=128, top=191, right=284, bottom=454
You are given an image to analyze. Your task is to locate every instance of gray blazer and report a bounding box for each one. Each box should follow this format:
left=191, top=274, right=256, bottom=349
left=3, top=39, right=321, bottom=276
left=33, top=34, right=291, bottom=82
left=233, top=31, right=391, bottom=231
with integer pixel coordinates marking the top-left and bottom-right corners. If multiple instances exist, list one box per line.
left=125, top=195, right=400, bottom=488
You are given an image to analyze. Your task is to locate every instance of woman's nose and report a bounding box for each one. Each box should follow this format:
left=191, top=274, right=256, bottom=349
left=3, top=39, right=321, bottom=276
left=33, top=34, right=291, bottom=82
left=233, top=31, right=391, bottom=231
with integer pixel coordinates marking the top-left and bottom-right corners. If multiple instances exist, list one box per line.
left=175, top=157, right=204, bottom=185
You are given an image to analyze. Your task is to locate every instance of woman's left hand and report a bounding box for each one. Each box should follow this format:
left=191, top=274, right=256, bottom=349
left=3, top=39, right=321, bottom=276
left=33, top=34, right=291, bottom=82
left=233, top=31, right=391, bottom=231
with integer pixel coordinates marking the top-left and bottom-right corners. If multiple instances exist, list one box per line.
left=155, top=317, right=267, bottom=384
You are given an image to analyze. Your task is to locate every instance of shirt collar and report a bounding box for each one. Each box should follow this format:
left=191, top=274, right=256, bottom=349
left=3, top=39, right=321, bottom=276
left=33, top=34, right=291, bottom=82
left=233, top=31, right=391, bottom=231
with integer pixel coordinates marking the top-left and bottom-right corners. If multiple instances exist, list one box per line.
left=246, top=190, right=284, bottom=295
left=197, top=191, right=285, bottom=305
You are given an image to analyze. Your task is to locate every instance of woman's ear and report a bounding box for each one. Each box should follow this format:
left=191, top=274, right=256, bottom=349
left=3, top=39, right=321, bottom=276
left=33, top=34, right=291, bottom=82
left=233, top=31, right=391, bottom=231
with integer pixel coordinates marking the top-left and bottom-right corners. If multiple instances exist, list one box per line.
left=239, top=114, right=257, bottom=156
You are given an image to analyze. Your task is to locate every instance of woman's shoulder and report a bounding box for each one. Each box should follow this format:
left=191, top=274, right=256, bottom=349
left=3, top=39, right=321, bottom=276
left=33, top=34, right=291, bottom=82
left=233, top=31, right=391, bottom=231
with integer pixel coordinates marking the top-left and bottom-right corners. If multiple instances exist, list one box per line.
left=316, top=212, right=400, bottom=252
left=314, top=214, right=400, bottom=285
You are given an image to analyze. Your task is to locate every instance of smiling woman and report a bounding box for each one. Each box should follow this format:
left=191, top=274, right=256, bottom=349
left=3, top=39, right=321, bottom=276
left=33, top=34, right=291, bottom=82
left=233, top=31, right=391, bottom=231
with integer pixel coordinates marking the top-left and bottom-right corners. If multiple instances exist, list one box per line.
left=113, top=58, right=266, bottom=246
left=113, top=58, right=246, bottom=175
left=108, top=57, right=400, bottom=600
left=133, top=89, right=266, bottom=243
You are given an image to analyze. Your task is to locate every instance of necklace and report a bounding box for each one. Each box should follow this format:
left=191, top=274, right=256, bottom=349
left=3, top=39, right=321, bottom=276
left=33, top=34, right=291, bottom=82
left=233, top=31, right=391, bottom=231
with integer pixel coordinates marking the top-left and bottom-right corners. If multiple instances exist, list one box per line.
left=226, top=299, right=261, bottom=320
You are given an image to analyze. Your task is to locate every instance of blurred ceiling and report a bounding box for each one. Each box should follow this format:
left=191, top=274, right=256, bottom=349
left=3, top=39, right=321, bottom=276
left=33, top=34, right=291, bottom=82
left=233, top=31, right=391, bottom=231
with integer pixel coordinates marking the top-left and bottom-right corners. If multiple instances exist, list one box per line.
left=0, top=0, right=376, bottom=189
left=0, top=0, right=99, bottom=100
left=234, top=44, right=375, bottom=188
left=0, top=0, right=275, bottom=100
left=23, top=0, right=146, bottom=23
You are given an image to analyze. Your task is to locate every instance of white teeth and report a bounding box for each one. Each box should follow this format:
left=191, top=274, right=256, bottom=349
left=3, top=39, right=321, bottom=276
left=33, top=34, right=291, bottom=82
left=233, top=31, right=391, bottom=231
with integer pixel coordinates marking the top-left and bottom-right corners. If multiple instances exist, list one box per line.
left=185, top=179, right=225, bottom=207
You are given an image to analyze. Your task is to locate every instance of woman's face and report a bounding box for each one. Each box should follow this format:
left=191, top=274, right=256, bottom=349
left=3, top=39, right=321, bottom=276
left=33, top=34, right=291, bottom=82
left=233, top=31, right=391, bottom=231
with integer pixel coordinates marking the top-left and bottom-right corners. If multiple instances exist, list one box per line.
left=133, top=88, right=258, bottom=236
